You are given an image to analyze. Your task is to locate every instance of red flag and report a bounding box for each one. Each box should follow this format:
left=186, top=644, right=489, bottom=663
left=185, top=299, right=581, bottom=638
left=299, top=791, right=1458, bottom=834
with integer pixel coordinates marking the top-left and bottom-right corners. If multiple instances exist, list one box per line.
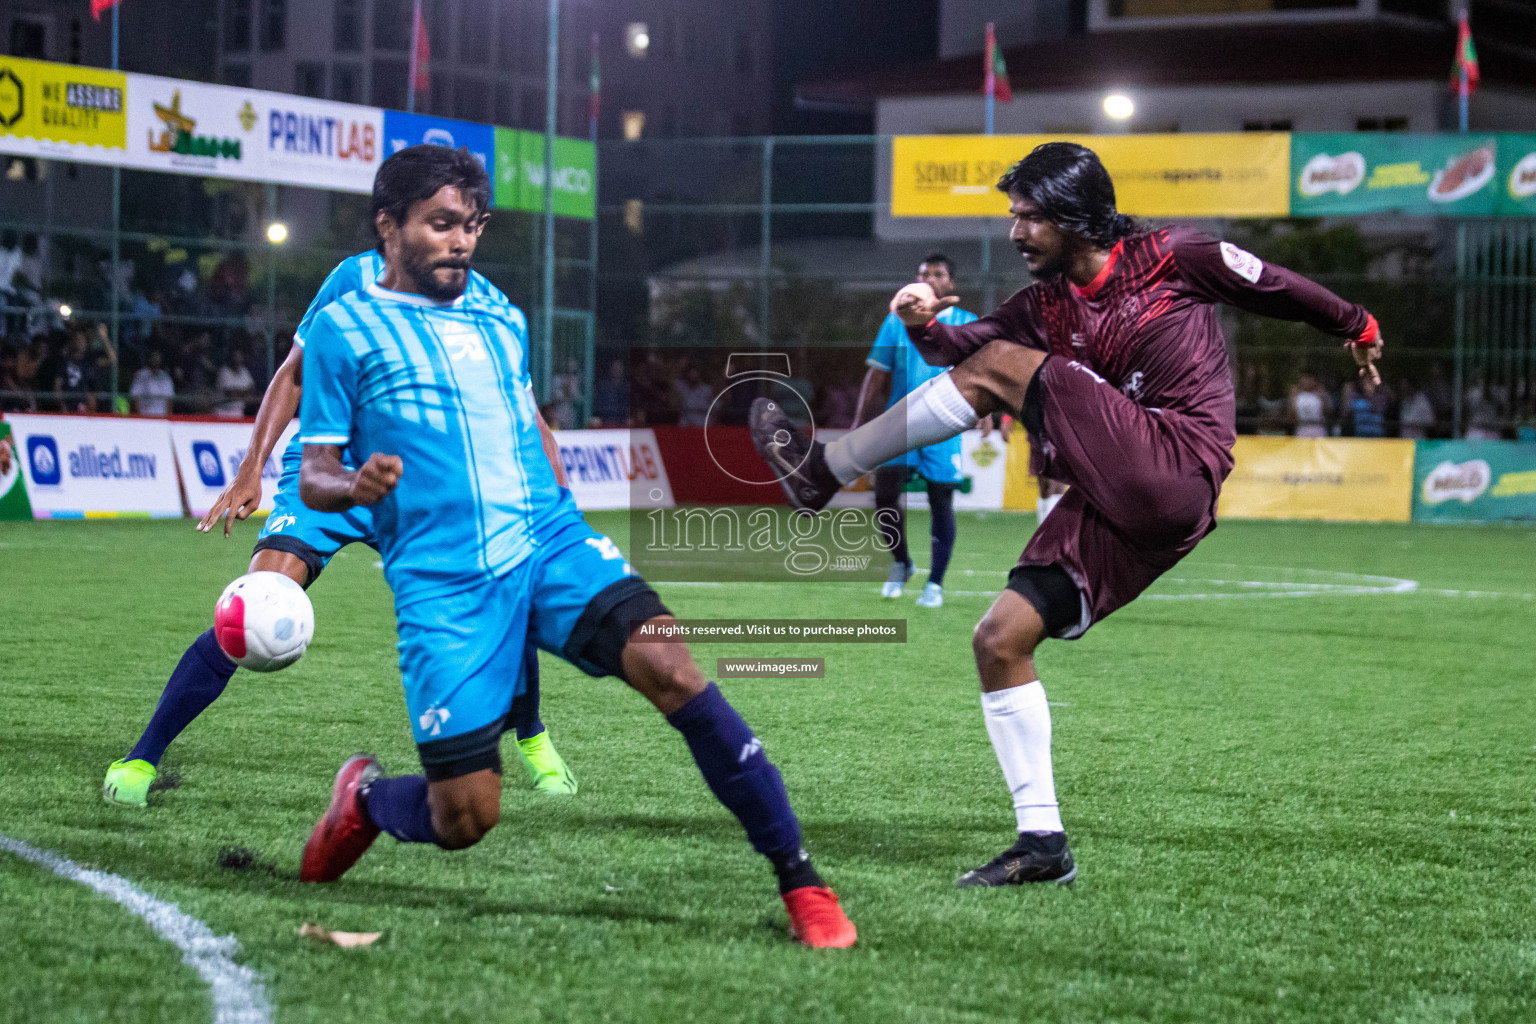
left=410, top=1, right=431, bottom=95
left=91, top=0, right=120, bottom=22
left=985, top=23, right=1012, bottom=104
left=1450, top=10, right=1480, bottom=95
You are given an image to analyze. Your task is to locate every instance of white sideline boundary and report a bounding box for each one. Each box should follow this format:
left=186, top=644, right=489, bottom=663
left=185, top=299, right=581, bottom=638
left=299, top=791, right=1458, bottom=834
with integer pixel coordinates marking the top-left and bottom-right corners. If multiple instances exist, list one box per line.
left=0, top=832, right=272, bottom=1024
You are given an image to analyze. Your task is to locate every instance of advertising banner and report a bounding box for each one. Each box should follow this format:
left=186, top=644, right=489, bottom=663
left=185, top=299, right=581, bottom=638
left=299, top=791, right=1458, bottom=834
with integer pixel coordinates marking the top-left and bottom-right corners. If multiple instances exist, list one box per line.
left=891, top=133, right=1290, bottom=218
left=0, top=421, right=34, bottom=520
left=554, top=428, right=673, bottom=511
left=493, top=127, right=596, bottom=219
left=1002, top=422, right=1041, bottom=511
left=0, top=54, right=126, bottom=162
left=1497, top=134, right=1536, bottom=216
left=1291, top=133, right=1502, bottom=216
left=1412, top=440, right=1536, bottom=522
left=124, top=73, right=382, bottom=192
left=7, top=414, right=181, bottom=518
left=383, top=110, right=493, bottom=172
left=1218, top=436, right=1414, bottom=522
left=169, top=419, right=300, bottom=518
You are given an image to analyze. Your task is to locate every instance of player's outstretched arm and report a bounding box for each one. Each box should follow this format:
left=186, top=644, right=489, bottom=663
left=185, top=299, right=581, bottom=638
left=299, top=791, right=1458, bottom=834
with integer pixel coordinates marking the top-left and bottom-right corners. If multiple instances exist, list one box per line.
left=198, top=342, right=306, bottom=536
left=299, top=445, right=401, bottom=513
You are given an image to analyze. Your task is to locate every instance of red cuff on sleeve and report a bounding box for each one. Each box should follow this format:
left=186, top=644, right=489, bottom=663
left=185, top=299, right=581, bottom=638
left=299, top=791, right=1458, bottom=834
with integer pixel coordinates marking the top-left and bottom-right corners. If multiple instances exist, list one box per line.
left=1352, top=313, right=1379, bottom=347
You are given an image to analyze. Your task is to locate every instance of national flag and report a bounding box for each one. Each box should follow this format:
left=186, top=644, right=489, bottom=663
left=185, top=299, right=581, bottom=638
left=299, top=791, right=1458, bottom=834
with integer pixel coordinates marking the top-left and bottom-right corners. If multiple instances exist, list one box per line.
left=410, top=0, right=431, bottom=95
left=985, top=23, right=1012, bottom=104
left=90, top=0, right=120, bottom=22
left=589, top=32, right=601, bottom=124
left=1451, top=10, right=1480, bottom=95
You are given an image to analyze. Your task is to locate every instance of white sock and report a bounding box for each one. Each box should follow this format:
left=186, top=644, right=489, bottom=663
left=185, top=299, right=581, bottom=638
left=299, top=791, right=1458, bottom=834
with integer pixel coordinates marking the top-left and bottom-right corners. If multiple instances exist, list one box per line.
left=825, top=374, right=978, bottom=483
left=981, top=681, right=1063, bottom=834
left=1036, top=492, right=1063, bottom=522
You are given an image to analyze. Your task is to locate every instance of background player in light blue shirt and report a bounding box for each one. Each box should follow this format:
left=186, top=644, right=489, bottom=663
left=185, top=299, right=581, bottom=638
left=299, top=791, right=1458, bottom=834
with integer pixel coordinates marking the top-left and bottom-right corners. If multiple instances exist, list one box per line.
left=856, top=254, right=977, bottom=608
left=104, top=251, right=575, bottom=807
left=293, top=145, right=855, bottom=947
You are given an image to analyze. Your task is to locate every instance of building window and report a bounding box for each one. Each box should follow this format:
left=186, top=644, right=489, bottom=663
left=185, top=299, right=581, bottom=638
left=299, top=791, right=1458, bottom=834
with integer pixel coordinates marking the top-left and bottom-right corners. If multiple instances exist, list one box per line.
left=334, top=0, right=362, bottom=52
left=622, top=110, right=645, bottom=141
left=1357, top=116, right=1409, bottom=132
left=223, top=63, right=252, bottom=87
left=373, top=0, right=412, bottom=52
left=258, top=0, right=285, bottom=52
left=333, top=63, right=361, bottom=102
left=371, top=59, right=408, bottom=109
left=623, top=199, right=643, bottom=235
left=521, top=86, right=546, bottom=130
left=453, top=77, right=489, bottom=122
left=9, top=18, right=46, bottom=58
left=731, top=112, right=751, bottom=137
left=460, top=0, right=492, bottom=65
left=734, top=30, right=753, bottom=74
left=496, top=82, right=518, bottom=126
left=625, top=23, right=649, bottom=59
left=223, top=0, right=252, bottom=52
left=295, top=62, right=325, bottom=98
left=1243, top=119, right=1292, bottom=131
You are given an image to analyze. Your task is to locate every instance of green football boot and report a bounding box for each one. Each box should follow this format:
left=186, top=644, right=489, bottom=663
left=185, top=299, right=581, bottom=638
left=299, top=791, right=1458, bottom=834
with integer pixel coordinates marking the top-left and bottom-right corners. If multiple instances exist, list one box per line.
left=102, top=759, right=157, bottom=808
left=517, top=732, right=577, bottom=795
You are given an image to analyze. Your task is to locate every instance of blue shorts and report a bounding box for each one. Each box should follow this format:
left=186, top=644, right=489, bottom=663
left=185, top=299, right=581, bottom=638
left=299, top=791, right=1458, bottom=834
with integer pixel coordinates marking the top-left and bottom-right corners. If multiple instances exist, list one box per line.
left=396, top=493, right=658, bottom=771
left=885, top=438, right=965, bottom=486
left=254, top=450, right=376, bottom=584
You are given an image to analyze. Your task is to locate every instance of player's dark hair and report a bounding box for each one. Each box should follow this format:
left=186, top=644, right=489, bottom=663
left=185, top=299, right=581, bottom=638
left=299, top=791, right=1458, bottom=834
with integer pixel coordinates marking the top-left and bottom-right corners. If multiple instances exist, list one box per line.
left=370, top=144, right=491, bottom=250
left=919, top=252, right=955, bottom=275
left=996, top=142, right=1137, bottom=248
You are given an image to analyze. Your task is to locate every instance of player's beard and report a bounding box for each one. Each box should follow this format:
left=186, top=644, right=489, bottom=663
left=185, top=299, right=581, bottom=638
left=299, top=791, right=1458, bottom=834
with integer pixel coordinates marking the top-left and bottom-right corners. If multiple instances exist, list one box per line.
left=401, top=241, right=471, bottom=302
left=1014, top=238, right=1068, bottom=281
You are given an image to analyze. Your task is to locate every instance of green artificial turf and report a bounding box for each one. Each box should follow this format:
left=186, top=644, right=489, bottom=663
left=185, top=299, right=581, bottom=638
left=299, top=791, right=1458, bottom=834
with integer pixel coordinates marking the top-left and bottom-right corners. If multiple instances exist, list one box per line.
left=1, top=514, right=1533, bottom=1023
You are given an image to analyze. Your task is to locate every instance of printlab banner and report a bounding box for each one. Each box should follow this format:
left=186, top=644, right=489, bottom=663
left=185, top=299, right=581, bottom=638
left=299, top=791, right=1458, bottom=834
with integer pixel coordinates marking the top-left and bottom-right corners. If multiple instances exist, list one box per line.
left=169, top=419, right=300, bottom=518
left=555, top=428, right=673, bottom=511
left=1413, top=440, right=1536, bottom=522
left=1219, top=436, right=1414, bottom=523
left=7, top=414, right=182, bottom=518
left=891, top=133, right=1291, bottom=218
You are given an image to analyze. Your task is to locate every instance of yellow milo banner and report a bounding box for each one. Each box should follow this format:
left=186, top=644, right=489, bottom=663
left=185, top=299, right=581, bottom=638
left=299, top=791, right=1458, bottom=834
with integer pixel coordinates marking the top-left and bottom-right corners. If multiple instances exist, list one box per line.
left=1218, top=437, right=1414, bottom=522
left=1002, top=423, right=1039, bottom=510
left=0, top=54, right=127, bottom=156
left=892, top=133, right=1290, bottom=219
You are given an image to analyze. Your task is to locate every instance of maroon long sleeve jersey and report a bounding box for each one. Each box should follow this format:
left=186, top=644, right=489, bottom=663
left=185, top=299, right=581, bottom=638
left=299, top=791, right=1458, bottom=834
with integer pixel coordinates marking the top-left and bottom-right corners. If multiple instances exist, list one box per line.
left=907, top=225, right=1371, bottom=478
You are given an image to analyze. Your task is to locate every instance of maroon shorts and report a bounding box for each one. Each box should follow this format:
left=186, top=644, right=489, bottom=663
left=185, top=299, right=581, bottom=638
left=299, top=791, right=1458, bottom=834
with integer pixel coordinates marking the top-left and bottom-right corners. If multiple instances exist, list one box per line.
left=1019, top=358, right=1228, bottom=637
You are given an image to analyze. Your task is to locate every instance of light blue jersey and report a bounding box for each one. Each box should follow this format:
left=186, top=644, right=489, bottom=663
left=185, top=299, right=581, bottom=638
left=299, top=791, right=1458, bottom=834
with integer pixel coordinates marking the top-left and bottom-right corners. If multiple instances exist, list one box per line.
left=299, top=282, right=561, bottom=607
left=865, top=304, right=980, bottom=410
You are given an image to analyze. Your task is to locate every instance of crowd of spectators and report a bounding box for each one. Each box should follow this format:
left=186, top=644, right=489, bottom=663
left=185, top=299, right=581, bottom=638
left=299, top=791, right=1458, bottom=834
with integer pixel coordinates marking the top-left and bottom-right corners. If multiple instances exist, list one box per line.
left=0, top=235, right=271, bottom=418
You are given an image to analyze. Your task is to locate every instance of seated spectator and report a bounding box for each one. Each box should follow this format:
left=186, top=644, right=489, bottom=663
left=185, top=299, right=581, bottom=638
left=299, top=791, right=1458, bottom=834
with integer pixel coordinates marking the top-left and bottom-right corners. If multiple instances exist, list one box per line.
left=214, top=347, right=255, bottom=418
left=53, top=328, right=98, bottom=413
left=1342, top=380, right=1389, bottom=438
left=131, top=347, right=176, bottom=417
left=674, top=363, right=713, bottom=427
left=549, top=358, right=580, bottom=430
left=1398, top=382, right=1435, bottom=440
left=590, top=358, right=628, bottom=427
left=1287, top=374, right=1331, bottom=438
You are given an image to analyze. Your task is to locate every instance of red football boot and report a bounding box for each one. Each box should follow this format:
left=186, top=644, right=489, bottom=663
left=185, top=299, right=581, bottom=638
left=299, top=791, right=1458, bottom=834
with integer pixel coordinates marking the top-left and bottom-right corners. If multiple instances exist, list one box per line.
left=300, top=754, right=384, bottom=883
left=782, top=886, right=857, bottom=948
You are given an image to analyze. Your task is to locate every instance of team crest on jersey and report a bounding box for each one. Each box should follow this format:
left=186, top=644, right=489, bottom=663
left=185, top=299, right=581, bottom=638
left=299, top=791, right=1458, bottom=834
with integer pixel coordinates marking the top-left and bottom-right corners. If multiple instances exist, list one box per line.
left=1220, top=242, right=1264, bottom=284
left=1121, top=371, right=1145, bottom=399
left=439, top=323, right=488, bottom=362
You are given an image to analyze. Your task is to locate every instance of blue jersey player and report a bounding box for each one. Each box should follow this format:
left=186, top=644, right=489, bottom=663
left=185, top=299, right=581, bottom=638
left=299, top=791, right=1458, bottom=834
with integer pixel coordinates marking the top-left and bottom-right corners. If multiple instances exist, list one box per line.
left=293, top=145, right=855, bottom=948
left=855, top=254, right=977, bottom=608
left=103, top=252, right=575, bottom=807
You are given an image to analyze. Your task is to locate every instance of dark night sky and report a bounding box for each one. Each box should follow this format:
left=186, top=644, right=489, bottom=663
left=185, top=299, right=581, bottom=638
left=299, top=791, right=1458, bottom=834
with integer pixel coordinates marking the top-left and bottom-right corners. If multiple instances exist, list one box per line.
left=771, top=0, right=939, bottom=134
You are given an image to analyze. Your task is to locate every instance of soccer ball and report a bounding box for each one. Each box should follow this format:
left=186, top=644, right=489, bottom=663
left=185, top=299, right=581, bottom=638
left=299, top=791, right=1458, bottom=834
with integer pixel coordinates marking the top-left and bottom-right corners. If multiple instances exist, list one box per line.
left=214, top=572, right=314, bottom=672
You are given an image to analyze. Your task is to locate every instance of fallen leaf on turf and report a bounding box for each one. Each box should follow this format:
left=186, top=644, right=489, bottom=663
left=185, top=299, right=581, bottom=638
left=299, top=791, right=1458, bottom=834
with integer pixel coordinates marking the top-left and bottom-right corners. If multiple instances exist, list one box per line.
left=299, top=922, right=382, bottom=948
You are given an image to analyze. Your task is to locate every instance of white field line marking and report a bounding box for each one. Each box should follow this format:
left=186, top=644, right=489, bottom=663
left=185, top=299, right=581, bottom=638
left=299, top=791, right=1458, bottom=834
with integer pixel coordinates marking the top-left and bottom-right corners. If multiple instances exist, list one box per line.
left=0, top=832, right=272, bottom=1024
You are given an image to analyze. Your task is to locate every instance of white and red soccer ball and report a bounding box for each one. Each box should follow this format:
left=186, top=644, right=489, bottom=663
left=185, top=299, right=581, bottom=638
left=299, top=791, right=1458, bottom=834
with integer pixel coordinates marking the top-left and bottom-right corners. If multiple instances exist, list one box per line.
left=214, top=571, right=314, bottom=672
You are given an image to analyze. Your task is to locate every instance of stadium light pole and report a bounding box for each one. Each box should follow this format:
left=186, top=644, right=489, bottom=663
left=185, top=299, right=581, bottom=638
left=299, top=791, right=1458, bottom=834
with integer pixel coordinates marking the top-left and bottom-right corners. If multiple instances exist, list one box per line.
left=109, top=3, right=122, bottom=410
left=540, top=0, right=559, bottom=403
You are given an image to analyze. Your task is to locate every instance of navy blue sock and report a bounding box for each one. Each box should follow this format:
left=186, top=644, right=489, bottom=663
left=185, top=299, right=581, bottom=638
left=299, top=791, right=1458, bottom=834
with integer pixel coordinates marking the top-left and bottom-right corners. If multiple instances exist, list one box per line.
left=508, top=645, right=545, bottom=741
left=362, top=774, right=438, bottom=844
left=927, top=484, right=957, bottom=587
left=126, top=629, right=238, bottom=766
left=667, top=683, right=819, bottom=890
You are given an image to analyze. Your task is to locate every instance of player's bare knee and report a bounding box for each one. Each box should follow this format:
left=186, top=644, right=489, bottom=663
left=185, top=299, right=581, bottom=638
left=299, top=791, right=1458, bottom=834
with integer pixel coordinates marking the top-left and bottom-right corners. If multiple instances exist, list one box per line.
left=972, top=613, right=1037, bottom=671
left=431, top=797, right=499, bottom=849
left=621, top=634, right=706, bottom=715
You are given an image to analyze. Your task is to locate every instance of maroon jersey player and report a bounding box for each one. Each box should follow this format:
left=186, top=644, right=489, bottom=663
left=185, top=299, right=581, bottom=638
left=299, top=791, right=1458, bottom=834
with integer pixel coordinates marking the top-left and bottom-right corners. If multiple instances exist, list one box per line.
left=749, top=142, right=1382, bottom=887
